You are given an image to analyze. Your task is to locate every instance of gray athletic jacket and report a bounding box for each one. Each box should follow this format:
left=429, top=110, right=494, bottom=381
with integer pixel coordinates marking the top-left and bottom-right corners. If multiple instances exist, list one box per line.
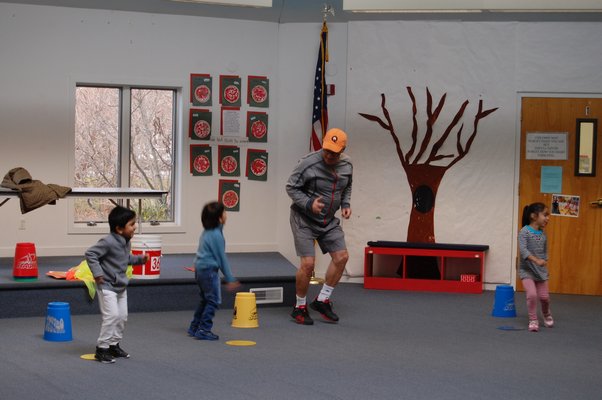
left=85, top=232, right=146, bottom=293
left=286, top=150, right=352, bottom=227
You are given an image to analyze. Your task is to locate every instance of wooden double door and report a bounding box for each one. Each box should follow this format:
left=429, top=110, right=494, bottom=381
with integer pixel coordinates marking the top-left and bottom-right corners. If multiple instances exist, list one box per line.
left=519, top=97, right=602, bottom=295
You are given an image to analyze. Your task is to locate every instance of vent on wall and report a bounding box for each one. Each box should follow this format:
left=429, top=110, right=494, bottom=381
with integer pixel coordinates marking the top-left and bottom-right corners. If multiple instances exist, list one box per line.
left=249, top=287, right=283, bottom=304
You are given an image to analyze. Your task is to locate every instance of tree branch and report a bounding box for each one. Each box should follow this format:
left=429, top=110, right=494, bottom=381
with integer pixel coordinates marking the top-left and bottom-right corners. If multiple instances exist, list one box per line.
left=413, top=88, right=446, bottom=164
left=426, top=99, right=469, bottom=165
left=405, top=87, right=419, bottom=164
left=358, top=93, right=407, bottom=169
left=447, top=100, right=498, bottom=169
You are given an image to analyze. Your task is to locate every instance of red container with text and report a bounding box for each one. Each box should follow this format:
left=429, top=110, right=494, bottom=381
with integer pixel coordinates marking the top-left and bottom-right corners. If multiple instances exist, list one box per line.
left=131, top=235, right=161, bottom=279
left=13, top=242, right=39, bottom=281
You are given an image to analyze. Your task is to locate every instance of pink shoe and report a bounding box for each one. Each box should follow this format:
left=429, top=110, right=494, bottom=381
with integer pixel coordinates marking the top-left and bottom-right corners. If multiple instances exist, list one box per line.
left=543, top=314, right=554, bottom=328
left=528, top=320, right=539, bottom=332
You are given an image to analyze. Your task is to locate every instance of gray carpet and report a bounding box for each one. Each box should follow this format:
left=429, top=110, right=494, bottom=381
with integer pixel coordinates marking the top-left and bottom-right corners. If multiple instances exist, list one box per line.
left=1, top=283, right=601, bottom=400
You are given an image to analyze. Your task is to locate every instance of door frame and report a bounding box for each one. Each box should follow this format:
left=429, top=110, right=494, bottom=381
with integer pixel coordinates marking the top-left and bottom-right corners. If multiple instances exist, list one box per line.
left=512, top=91, right=602, bottom=287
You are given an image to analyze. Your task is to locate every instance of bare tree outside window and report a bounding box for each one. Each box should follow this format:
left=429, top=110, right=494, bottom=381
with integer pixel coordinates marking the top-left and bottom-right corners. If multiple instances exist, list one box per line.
left=129, top=88, right=174, bottom=222
left=74, top=87, right=120, bottom=222
left=74, top=85, right=176, bottom=224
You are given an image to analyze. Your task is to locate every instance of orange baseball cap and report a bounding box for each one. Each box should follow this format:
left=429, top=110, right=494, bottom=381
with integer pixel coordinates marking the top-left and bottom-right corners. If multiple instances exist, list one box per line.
left=322, top=128, right=347, bottom=153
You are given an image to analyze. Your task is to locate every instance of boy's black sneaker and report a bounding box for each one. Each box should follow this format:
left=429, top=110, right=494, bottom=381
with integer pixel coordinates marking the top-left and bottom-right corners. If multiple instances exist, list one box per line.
left=310, top=298, right=339, bottom=322
left=108, top=343, right=130, bottom=359
left=187, top=325, right=198, bottom=337
left=291, top=305, right=314, bottom=325
left=194, top=330, right=219, bottom=341
left=95, top=347, right=115, bottom=364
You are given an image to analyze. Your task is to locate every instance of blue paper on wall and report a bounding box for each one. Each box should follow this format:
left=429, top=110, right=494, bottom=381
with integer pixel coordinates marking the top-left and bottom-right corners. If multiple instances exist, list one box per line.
left=541, top=166, right=562, bottom=193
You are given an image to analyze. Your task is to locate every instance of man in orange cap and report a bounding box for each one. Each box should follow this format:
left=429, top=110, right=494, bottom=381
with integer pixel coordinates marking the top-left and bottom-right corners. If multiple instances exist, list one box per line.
left=286, top=128, right=353, bottom=325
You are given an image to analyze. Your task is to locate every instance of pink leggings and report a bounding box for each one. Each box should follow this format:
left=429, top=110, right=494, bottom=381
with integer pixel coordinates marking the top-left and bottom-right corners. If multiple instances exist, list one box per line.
left=521, top=279, right=551, bottom=321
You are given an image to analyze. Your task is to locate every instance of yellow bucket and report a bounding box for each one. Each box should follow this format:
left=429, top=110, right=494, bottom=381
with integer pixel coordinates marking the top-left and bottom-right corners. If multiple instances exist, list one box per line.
left=231, top=292, right=259, bottom=328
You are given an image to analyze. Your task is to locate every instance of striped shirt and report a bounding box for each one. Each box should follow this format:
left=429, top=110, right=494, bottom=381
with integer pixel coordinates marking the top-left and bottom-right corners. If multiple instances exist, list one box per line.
left=518, top=225, right=549, bottom=281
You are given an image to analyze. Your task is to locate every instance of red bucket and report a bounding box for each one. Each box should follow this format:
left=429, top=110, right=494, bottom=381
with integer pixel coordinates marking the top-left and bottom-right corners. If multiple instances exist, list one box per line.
left=13, top=242, right=38, bottom=281
left=131, top=235, right=161, bottom=279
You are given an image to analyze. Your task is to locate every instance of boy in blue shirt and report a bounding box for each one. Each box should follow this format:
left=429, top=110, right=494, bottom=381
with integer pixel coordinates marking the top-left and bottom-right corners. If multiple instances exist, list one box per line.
left=188, top=201, right=240, bottom=340
left=86, top=206, right=148, bottom=363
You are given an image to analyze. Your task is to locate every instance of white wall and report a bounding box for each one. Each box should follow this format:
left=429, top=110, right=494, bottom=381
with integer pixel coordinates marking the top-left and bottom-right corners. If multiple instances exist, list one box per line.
left=2, top=4, right=602, bottom=288
left=0, top=3, right=282, bottom=256
left=275, top=22, right=349, bottom=277
left=344, top=21, right=602, bottom=287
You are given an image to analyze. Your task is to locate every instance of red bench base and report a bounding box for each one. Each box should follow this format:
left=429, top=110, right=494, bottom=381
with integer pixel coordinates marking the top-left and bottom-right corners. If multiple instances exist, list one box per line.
left=364, top=242, right=488, bottom=294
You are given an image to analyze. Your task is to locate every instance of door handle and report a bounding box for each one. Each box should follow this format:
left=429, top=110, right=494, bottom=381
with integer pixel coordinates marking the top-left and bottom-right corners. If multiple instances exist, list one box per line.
left=590, top=198, right=602, bottom=207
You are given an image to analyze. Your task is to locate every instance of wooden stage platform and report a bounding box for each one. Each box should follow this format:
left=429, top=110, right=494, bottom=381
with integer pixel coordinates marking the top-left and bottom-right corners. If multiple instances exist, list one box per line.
left=0, top=252, right=296, bottom=318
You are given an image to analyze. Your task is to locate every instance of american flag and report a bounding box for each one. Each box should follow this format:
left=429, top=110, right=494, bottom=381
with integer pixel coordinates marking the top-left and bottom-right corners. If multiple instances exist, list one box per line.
left=310, top=21, right=329, bottom=152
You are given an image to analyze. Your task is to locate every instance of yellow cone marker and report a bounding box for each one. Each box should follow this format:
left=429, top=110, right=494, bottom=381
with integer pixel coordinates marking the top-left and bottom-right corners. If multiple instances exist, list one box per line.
left=231, top=292, right=259, bottom=328
left=226, top=340, right=256, bottom=347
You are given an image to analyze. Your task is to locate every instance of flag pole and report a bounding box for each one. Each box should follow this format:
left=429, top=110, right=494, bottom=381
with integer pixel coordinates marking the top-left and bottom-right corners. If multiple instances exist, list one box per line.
left=310, top=4, right=335, bottom=286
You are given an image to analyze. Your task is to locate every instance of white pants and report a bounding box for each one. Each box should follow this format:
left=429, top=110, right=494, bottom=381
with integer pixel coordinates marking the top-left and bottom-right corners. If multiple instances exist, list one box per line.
left=96, top=288, right=128, bottom=348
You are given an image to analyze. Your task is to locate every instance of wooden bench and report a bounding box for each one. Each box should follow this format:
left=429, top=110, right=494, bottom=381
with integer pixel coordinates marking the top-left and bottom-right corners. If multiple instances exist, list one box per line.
left=364, top=241, right=489, bottom=294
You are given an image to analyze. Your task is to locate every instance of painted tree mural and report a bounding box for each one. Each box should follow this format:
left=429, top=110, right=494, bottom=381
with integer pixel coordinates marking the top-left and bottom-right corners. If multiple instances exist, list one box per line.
left=359, top=87, right=497, bottom=244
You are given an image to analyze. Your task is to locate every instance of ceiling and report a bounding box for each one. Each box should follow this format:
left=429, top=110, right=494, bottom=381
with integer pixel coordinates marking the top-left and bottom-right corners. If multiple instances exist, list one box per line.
left=3, top=0, right=602, bottom=23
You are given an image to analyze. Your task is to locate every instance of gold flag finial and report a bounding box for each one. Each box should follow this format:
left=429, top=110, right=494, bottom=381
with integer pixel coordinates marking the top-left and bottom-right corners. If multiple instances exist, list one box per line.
left=322, top=3, right=334, bottom=22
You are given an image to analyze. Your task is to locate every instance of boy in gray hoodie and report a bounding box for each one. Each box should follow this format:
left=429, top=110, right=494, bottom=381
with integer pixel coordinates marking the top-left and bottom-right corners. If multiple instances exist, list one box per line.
left=86, top=206, right=148, bottom=363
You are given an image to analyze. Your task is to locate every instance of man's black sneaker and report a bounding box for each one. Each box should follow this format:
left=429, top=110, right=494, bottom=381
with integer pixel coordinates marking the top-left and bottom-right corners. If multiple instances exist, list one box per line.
left=291, top=305, right=314, bottom=325
left=310, top=298, right=339, bottom=322
left=95, top=347, right=115, bottom=364
left=108, top=343, right=130, bottom=359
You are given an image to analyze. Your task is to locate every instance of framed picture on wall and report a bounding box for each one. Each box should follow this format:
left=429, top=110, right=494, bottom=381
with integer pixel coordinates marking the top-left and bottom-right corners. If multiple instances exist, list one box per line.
left=219, top=75, right=242, bottom=107
left=247, top=75, right=269, bottom=108
left=190, top=73, right=212, bottom=106
left=190, top=144, right=212, bottom=176
left=246, top=148, right=268, bottom=181
left=218, top=145, right=240, bottom=177
left=219, top=179, right=240, bottom=212
left=189, top=109, right=212, bottom=140
left=246, top=111, right=268, bottom=142
left=551, top=194, right=580, bottom=217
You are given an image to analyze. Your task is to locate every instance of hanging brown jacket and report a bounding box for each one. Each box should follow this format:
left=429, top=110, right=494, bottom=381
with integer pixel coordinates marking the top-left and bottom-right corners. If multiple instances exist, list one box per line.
left=1, top=167, right=71, bottom=214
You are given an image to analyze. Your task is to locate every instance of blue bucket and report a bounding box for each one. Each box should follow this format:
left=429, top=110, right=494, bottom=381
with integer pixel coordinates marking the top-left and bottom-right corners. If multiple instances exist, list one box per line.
left=43, top=302, right=73, bottom=342
left=491, top=285, right=517, bottom=318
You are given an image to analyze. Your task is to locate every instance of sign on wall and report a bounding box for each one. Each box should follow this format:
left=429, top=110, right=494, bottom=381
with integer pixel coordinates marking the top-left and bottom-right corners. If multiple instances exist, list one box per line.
left=526, top=132, right=568, bottom=160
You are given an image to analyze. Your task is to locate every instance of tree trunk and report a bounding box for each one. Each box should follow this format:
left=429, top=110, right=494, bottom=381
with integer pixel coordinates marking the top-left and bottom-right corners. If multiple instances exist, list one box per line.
left=405, top=164, right=447, bottom=243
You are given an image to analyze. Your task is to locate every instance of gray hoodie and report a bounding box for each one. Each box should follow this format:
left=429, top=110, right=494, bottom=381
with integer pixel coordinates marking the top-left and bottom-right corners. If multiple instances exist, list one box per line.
left=85, top=232, right=146, bottom=293
left=286, top=150, right=352, bottom=227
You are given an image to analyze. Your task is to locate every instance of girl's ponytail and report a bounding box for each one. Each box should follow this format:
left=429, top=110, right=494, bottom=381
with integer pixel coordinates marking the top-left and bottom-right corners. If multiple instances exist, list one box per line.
left=522, top=202, right=547, bottom=227
left=521, top=205, right=531, bottom=227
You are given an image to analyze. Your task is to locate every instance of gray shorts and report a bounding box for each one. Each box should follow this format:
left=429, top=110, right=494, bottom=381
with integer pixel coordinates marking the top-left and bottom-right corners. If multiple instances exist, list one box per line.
left=289, top=209, right=347, bottom=257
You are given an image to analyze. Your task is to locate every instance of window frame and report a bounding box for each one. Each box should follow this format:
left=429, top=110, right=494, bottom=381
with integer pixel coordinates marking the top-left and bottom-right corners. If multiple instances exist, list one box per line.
left=68, top=78, right=183, bottom=235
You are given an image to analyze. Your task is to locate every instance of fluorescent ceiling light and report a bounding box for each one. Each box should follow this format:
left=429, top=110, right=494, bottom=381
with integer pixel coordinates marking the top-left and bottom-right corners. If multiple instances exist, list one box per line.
left=354, top=9, right=482, bottom=14
left=343, top=0, right=602, bottom=13
left=170, top=0, right=272, bottom=7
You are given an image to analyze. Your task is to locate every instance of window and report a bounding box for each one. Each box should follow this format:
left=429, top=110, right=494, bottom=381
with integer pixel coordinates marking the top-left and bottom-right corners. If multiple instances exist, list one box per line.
left=74, top=85, right=176, bottom=224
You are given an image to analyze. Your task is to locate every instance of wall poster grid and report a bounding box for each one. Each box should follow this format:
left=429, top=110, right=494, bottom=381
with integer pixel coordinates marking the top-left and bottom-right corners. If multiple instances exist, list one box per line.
left=189, top=73, right=270, bottom=211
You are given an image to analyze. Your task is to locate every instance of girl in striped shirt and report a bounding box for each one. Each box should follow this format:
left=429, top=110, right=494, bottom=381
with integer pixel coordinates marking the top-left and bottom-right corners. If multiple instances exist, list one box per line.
left=518, top=202, right=554, bottom=332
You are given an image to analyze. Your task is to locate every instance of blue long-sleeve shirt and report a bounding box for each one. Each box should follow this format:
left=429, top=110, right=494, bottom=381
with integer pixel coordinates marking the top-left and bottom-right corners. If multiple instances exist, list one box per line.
left=194, top=225, right=236, bottom=282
